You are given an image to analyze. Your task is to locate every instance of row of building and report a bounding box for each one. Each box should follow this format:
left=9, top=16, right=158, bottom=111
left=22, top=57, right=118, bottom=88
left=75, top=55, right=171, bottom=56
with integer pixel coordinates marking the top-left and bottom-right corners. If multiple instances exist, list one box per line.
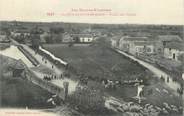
left=11, top=29, right=96, bottom=43
left=59, top=33, right=95, bottom=43
left=111, top=35, right=184, bottom=62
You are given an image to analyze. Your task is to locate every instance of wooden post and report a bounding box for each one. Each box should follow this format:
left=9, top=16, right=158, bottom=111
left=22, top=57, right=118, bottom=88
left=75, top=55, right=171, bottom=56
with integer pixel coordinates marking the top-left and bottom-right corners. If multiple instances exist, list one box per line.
left=63, top=81, right=69, bottom=100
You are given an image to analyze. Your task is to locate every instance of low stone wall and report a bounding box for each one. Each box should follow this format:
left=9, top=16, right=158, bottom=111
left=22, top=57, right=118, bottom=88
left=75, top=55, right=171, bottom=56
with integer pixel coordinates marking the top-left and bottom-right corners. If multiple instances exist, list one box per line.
left=136, top=54, right=156, bottom=64
left=18, top=46, right=39, bottom=66
left=37, top=47, right=67, bottom=69
left=137, top=54, right=182, bottom=75
left=135, top=53, right=183, bottom=83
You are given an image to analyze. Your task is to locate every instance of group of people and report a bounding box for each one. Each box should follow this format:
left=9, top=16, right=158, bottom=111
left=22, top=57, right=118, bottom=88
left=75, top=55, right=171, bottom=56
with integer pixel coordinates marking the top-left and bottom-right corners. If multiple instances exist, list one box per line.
left=102, top=79, right=120, bottom=89
left=78, top=73, right=146, bottom=89
left=78, top=74, right=122, bottom=89
left=42, top=57, right=48, bottom=64
left=160, top=75, right=180, bottom=83
left=43, top=73, right=63, bottom=81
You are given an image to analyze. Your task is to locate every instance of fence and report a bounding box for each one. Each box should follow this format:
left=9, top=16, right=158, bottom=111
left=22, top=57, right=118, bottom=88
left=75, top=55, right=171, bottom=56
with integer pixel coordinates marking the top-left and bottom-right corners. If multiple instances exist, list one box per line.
left=37, top=47, right=80, bottom=75
left=69, top=86, right=105, bottom=112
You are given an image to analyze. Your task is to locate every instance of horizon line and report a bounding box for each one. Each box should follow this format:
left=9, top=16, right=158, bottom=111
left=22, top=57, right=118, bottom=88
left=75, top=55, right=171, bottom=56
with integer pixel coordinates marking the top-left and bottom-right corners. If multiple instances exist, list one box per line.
left=0, top=20, right=184, bottom=26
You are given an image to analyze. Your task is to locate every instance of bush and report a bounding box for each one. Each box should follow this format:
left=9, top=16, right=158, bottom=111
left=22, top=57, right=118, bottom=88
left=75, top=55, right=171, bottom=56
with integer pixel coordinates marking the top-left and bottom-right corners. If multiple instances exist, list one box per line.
left=69, top=86, right=105, bottom=113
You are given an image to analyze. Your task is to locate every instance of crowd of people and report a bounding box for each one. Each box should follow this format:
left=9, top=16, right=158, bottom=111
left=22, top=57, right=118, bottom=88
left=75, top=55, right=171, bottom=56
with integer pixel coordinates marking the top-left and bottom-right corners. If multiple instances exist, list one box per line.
left=43, top=74, right=63, bottom=81
left=78, top=73, right=145, bottom=90
left=160, top=75, right=183, bottom=96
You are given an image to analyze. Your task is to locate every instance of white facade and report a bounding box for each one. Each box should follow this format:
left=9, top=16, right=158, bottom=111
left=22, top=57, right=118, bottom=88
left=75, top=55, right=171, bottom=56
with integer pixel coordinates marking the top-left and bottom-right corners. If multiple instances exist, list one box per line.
left=11, top=31, right=30, bottom=37
left=119, top=38, right=155, bottom=55
left=128, top=42, right=136, bottom=55
left=135, top=45, right=154, bottom=54
left=119, top=38, right=130, bottom=51
left=111, top=39, right=117, bottom=48
left=135, top=46, right=144, bottom=53
left=145, top=45, right=155, bottom=54
left=79, top=37, right=93, bottom=42
left=164, top=48, right=181, bottom=61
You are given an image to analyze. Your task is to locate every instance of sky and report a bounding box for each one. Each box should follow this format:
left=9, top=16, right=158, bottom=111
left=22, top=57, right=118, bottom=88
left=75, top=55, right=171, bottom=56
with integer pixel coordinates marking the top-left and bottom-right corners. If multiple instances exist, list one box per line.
left=0, top=0, right=184, bottom=25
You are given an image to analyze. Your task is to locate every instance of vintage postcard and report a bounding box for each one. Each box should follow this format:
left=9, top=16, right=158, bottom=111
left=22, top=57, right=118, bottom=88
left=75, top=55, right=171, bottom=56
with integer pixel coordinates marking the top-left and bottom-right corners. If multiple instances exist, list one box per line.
left=0, top=0, right=184, bottom=116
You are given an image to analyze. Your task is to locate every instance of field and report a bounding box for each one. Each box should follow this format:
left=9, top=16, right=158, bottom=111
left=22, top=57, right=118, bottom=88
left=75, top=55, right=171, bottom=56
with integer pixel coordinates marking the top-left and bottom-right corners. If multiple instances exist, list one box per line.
left=43, top=44, right=150, bottom=81
left=42, top=43, right=183, bottom=114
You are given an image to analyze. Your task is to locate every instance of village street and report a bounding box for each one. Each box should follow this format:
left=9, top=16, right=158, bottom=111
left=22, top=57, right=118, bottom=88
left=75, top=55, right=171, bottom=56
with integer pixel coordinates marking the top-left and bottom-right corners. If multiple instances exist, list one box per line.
left=116, top=49, right=182, bottom=96
left=23, top=45, right=80, bottom=94
left=10, top=39, right=79, bottom=94
left=0, top=39, right=181, bottom=115
left=22, top=43, right=184, bottom=112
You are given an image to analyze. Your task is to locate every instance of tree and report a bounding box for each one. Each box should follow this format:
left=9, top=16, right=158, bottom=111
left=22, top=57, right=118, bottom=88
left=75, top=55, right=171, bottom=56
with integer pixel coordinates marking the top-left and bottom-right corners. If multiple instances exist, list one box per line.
left=50, top=27, right=64, bottom=34
left=30, top=27, right=41, bottom=49
left=73, top=36, right=80, bottom=43
left=1, top=27, right=11, bottom=36
left=45, top=35, right=53, bottom=44
left=69, top=86, right=105, bottom=113
left=31, top=34, right=40, bottom=49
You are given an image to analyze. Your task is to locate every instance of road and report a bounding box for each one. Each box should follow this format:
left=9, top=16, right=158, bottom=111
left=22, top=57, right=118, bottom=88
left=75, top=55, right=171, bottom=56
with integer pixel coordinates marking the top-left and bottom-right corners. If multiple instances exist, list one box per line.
left=9, top=39, right=183, bottom=113
left=23, top=44, right=79, bottom=94
left=116, top=49, right=181, bottom=93
left=11, top=39, right=79, bottom=94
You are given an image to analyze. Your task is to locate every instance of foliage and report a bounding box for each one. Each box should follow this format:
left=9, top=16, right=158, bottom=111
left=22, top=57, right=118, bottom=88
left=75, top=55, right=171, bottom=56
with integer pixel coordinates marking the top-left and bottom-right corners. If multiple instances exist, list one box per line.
left=50, top=27, right=64, bottom=34
left=69, top=86, right=105, bottom=112
left=31, top=34, right=40, bottom=49
left=1, top=27, right=11, bottom=36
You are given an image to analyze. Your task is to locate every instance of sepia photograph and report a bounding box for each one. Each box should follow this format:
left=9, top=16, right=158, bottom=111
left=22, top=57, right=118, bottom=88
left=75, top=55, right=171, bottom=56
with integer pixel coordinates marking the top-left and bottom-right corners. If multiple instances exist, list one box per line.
left=0, top=0, right=184, bottom=116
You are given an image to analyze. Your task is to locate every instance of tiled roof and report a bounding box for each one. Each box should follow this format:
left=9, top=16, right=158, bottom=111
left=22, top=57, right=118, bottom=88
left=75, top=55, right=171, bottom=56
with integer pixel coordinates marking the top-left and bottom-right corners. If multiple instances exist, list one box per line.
left=164, top=41, right=184, bottom=51
left=15, top=30, right=30, bottom=33
left=0, top=35, right=6, bottom=39
left=111, top=35, right=122, bottom=40
left=158, top=35, right=182, bottom=42
left=123, top=36, right=149, bottom=41
left=134, top=41, right=155, bottom=46
left=71, top=34, right=93, bottom=38
left=0, top=35, right=7, bottom=41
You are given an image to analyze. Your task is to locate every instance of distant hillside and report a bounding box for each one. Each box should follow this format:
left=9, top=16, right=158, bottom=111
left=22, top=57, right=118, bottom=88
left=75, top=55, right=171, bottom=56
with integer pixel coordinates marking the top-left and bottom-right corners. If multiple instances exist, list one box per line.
left=1, top=21, right=183, bottom=39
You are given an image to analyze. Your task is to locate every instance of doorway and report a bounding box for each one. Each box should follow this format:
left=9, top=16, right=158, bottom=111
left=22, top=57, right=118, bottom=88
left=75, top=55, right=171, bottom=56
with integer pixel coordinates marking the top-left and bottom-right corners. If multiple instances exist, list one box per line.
left=173, top=53, right=175, bottom=59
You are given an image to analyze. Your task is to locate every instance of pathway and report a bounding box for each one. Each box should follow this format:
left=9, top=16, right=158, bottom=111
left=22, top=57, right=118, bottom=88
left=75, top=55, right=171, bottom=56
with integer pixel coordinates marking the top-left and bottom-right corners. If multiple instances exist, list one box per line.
left=116, top=49, right=181, bottom=92
left=11, top=39, right=79, bottom=94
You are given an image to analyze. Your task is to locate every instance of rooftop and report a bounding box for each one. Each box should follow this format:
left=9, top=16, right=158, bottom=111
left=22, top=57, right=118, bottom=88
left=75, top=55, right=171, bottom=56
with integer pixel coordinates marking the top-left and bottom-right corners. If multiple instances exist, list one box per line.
left=71, top=33, right=93, bottom=38
left=0, top=35, right=7, bottom=42
left=14, top=30, right=30, bottom=33
left=122, top=36, right=149, bottom=41
left=111, top=35, right=122, bottom=41
left=134, top=41, right=156, bottom=46
left=164, top=41, right=184, bottom=51
left=158, top=35, right=182, bottom=42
